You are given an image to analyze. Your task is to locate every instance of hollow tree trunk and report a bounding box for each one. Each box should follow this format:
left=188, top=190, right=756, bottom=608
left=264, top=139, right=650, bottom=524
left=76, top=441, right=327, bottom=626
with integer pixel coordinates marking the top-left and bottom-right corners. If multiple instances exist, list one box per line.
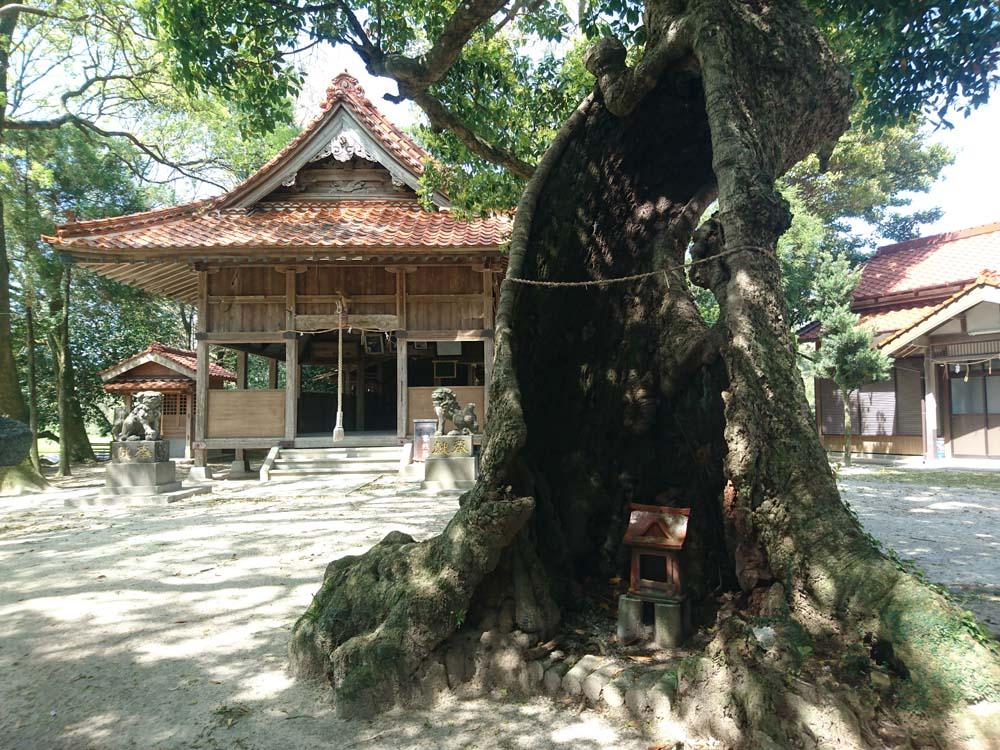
left=292, top=0, right=1000, bottom=743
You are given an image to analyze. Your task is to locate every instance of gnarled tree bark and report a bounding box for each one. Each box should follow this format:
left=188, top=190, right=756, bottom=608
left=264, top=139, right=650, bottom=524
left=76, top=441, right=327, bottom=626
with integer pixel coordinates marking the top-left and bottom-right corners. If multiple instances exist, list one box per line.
left=291, top=0, right=1000, bottom=744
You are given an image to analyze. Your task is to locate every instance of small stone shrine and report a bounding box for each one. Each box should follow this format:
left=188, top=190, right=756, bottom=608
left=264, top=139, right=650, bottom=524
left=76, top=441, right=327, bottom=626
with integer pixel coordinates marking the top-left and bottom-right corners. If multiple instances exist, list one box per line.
left=423, top=387, right=479, bottom=489
left=71, top=391, right=208, bottom=506
left=617, top=503, right=691, bottom=648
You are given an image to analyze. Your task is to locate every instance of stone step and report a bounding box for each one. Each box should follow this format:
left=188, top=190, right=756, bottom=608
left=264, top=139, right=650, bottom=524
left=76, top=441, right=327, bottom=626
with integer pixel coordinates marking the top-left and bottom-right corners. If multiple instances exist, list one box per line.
left=278, top=448, right=401, bottom=459
left=270, top=461, right=400, bottom=474
left=266, top=468, right=395, bottom=478
left=275, top=453, right=400, bottom=464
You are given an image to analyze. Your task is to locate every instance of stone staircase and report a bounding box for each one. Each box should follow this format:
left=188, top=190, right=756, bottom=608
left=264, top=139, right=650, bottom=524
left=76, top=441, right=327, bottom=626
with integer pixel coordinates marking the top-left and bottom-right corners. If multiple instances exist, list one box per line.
left=260, top=445, right=403, bottom=481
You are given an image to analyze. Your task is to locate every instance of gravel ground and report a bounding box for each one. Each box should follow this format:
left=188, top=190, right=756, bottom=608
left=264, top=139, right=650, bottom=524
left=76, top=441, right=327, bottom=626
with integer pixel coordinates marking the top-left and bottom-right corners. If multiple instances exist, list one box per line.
left=838, top=467, right=1000, bottom=636
left=0, top=472, right=646, bottom=750
left=1, top=464, right=997, bottom=749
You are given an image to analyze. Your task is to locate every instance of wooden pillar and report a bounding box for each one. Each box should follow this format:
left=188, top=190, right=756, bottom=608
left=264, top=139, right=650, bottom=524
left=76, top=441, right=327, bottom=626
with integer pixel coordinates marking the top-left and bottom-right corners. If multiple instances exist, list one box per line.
left=397, top=340, right=408, bottom=438
left=284, top=334, right=299, bottom=441
left=268, top=358, right=278, bottom=389
left=185, top=392, right=194, bottom=459
left=194, top=271, right=210, bottom=470
left=923, top=352, right=939, bottom=462
left=233, top=350, right=249, bottom=471
left=356, top=346, right=366, bottom=431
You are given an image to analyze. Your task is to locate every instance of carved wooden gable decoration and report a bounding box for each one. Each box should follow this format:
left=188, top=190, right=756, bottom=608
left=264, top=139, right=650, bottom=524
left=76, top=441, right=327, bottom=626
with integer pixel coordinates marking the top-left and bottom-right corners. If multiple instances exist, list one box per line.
left=224, top=73, right=445, bottom=208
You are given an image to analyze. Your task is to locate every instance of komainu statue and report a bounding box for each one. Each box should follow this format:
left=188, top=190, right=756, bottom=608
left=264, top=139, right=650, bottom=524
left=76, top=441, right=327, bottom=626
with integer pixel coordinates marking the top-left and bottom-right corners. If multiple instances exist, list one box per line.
left=431, top=387, right=479, bottom=435
left=111, top=391, right=163, bottom=442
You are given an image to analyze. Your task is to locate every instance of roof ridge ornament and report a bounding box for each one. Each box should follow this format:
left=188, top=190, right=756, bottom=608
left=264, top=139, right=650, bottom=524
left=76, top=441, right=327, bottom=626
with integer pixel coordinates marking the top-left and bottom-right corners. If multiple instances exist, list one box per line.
left=310, top=128, right=378, bottom=163
left=322, top=71, right=366, bottom=110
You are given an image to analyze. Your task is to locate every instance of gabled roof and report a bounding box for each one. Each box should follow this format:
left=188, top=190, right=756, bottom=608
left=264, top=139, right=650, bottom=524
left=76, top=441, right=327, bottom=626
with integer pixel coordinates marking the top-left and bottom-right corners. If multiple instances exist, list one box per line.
left=100, top=342, right=235, bottom=382
left=878, top=271, right=1000, bottom=356
left=855, top=221, right=1000, bottom=303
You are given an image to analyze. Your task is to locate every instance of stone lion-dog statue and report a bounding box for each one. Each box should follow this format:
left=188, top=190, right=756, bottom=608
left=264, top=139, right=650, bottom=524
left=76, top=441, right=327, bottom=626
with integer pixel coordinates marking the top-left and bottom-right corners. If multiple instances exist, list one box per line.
left=431, top=387, right=479, bottom=435
left=112, top=391, right=163, bottom=442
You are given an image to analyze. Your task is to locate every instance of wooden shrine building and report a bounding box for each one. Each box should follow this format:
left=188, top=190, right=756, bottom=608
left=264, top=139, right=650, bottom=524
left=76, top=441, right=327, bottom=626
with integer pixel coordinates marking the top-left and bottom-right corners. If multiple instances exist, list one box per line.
left=46, top=73, right=510, bottom=471
left=100, top=342, right=235, bottom=458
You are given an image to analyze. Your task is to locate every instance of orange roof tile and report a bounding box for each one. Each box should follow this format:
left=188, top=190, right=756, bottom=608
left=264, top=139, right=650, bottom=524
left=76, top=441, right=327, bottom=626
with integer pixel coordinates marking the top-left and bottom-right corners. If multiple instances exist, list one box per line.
left=855, top=222, right=1000, bottom=301
left=49, top=201, right=511, bottom=251
left=103, top=378, right=194, bottom=393
left=877, top=271, right=1000, bottom=350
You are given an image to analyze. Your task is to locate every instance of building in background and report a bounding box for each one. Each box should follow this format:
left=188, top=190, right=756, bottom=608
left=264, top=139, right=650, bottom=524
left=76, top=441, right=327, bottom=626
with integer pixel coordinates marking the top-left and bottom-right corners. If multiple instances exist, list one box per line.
left=801, top=222, right=1000, bottom=461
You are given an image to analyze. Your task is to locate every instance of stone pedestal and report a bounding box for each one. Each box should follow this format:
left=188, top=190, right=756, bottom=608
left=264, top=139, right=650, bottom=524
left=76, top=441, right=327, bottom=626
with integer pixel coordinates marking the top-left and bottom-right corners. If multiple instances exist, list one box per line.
left=423, top=435, right=477, bottom=489
left=617, top=594, right=644, bottom=643
left=653, top=598, right=687, bottom=648
left=72, top=440, right=209, bottom=507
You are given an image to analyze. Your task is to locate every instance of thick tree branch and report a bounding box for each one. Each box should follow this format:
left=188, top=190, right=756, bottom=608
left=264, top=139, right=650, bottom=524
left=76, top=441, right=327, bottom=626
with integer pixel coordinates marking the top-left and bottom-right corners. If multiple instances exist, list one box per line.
left=404, top=87, right=535, bottom=179
left=584, top=17, right=693, bottom=117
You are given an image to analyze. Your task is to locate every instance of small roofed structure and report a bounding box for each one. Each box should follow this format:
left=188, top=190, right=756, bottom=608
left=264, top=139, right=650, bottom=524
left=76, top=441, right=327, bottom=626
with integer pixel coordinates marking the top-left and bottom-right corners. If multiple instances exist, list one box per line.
left=101, top=342, right=235, bottom=458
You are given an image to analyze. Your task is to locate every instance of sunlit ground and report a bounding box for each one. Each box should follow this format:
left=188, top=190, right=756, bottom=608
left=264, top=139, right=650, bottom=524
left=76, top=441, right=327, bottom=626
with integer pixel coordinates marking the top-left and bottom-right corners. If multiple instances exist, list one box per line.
left=838, top=466, right=1000, bottom=636
left=0, top=472, right=647, bottom=750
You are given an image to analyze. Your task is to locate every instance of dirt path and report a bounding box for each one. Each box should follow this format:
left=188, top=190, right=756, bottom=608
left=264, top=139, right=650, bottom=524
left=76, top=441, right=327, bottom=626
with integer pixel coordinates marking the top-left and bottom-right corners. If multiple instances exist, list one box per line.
left=0, top=476, right=646, bottom=750
left=838, top=470, right=1000, bottom=637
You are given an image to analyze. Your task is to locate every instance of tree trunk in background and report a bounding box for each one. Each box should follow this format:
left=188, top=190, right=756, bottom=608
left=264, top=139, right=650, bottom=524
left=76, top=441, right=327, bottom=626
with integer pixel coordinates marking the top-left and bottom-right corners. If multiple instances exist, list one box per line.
left=25, top=300, right=40, bottom=472
left=290, top=0, right=1000, bottom=744
left=0, top=5, right=46, bottom=494
left=841, top=385, right=854, bottom=466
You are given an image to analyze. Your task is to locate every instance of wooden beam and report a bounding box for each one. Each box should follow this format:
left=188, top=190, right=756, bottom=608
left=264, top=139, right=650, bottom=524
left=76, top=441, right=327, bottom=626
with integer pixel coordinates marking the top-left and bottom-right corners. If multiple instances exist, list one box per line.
left=196, top=331, right=286, bottom=344
left=406, top=294, right=484, bottom=303
left=268, top=358, right=278, bottom=389
left=236, top=350, right=248, bottom=390
left=398, top=329, right=492, bottom=341
left=209, top=295, right=285, bottom=304
left=296, top=313, right=399, bottom=332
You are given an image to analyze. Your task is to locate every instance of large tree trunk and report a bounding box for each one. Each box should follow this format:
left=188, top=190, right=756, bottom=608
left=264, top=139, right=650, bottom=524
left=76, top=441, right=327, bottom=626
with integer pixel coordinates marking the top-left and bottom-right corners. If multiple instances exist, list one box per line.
left=49, top=266, right=96, bottom=475
left=291, top=0, right=1000, bottom=744
left=25, top=299, right=41, bottom=472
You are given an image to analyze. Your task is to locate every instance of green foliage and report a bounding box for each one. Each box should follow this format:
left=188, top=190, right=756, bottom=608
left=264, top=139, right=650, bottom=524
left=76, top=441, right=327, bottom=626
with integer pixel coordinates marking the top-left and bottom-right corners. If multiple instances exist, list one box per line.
left=808, top=1, right=1000, bottom=128
left=3, top=128, right=188, bottom=433
left=777, top=117, right=953, bottom=327
left=813, top=253, right=891, bottom=394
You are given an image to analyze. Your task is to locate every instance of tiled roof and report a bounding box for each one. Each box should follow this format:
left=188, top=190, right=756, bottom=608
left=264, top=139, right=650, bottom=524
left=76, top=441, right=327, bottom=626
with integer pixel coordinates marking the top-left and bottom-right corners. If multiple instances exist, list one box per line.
left=797, top=302, right=939, bottom=343
left=49, top=201, right=512, bottom=251
left=878, top=271, right=1000, bottom=351
left=45, top=73, right=506, bottom=254
left=103, top=378, right=194, bottom=393
left=216, top=72, right=430, bottom=209
left=855, top=222, right=1000, bottom=301
left=100, top=342, right=236, bottom=380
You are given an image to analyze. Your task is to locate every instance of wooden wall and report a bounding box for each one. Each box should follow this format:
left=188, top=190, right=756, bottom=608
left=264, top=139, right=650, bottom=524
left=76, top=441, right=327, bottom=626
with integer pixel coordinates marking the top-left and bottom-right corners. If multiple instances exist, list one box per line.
left=820, top=434, right=923, bottom=456
left=207, top=390, right=284, bottom=437
left=205, top=265, right=493, bottom=335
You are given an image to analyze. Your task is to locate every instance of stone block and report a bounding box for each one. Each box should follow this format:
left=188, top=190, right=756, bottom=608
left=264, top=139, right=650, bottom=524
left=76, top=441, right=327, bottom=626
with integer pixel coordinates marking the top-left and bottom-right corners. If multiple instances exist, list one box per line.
left=429, top=434, right=473, bottom=457
left=188, top=466, right=214, bottom=482
left=562, top=654, right=604, bottom=696
left=603, top=667, right=640, bottom=710
left=543, top=662, right=569, bottom=694
left=617, top=594, right=644, bottom=643
left=105, top=461, right=177, bottom=489
left=625, top=670, right=662, bottom=717
left=654, top=599, right=684, bottom=648
left=424, top=455, right=477, bottom=489
left=111, top=440, right=169, bottom=463
left=582, top=662, right=622, bottom=703
left=650, top=672, right=677, bottom=719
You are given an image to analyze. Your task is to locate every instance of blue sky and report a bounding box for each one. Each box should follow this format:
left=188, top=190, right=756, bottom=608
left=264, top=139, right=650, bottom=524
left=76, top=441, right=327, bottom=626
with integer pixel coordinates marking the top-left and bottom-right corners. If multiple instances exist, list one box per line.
left=299, top=45, right=999, bottom=242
